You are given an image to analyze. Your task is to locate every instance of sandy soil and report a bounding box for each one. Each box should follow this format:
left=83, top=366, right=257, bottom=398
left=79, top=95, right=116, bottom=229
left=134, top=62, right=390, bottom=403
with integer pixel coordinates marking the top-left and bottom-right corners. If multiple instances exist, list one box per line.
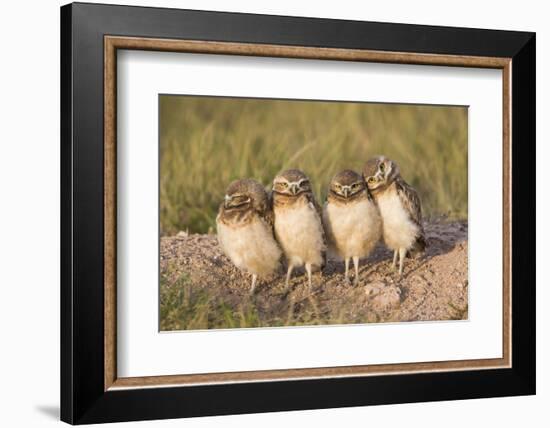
left=160, top=220, right=468, bottom=328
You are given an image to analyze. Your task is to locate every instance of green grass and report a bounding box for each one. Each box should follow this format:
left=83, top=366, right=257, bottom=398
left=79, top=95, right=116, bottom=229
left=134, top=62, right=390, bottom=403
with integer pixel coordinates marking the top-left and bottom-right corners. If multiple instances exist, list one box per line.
left=160, top=273, right=262, bottom=330
left=160, top=96, right=468, bottom=235
left=160, top=270, right=377, bottom=330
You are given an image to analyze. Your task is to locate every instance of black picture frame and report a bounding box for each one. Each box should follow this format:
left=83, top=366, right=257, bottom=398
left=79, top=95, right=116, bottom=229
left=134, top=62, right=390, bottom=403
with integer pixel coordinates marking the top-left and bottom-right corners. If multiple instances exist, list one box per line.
left=61, top=2, right=535, bottom=424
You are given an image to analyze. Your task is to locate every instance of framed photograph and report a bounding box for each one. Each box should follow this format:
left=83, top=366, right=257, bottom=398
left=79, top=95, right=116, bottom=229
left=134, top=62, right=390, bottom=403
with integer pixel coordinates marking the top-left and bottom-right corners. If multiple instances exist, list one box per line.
left=61, top=2, right=535, bottom=424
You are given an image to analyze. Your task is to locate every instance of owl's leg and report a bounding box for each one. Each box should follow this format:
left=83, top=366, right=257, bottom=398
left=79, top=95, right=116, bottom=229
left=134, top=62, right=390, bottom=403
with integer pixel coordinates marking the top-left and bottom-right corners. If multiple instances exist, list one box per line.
left=398, top=248, right=407, bottom=277
left=305, top=263, right=313, bottom=290
left=392, top=250, right=398, bottom=270
left=352, top=256, right=360, bottom=286
left=250, top=274, right=258, bottom=294
left=344, top=258, right=350, bottom=284
left=285, top=265, right=294, bottom=289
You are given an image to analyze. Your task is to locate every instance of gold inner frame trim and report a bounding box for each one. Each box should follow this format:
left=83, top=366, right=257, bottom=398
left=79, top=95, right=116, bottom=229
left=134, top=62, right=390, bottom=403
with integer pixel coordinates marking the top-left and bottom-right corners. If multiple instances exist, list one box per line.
left=104, top=35, right=512, bottom=391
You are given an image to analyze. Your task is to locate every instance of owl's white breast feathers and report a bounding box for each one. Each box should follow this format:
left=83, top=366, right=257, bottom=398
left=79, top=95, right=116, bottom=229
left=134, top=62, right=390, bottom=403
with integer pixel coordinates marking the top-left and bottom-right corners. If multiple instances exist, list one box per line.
left=376, top=187, right=419, bottom=251
left=274, top=201, right=325, bottom=268
left=216, top=216, right=281, bottom=278
left=323, top=199, right=381, bottom=260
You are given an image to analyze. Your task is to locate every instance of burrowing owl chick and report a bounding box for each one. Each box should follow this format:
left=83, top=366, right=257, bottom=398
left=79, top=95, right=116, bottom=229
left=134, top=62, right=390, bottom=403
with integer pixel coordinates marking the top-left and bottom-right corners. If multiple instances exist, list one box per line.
left=323, top=170, right=382, bottom=286
left=363, top=156, right=427, bottom=276
left=216, top=178, right=282, bottom=293
left=272, top=169, right=325, bottom=290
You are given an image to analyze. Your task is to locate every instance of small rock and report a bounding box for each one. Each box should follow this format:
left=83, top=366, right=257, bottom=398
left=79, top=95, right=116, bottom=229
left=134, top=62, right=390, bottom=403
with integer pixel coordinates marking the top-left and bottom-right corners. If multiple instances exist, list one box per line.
left=365, top=281, right=385, bottom=296
left=372, top=285, right=401, bottom=310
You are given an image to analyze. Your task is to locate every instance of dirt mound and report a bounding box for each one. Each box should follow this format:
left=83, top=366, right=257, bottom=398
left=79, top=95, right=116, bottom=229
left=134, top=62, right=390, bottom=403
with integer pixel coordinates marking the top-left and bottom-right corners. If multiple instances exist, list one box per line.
left=160, top=220, right=468, bottom=330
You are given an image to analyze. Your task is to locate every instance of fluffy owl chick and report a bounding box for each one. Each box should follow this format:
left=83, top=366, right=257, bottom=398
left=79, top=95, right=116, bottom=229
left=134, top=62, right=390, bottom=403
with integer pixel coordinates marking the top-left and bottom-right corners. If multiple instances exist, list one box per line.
left=272, top=169, right=325, bottom=290
left=323, top=170, right=382, bottom=286
left=216, top=178, right=282, bottom=293
left=363, top=156, right=427, bottom=276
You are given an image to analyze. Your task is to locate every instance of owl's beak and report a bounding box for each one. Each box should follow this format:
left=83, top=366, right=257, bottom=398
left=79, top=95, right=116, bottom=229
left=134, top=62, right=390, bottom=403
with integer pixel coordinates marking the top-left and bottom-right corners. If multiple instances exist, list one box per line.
left=342, top=186, right=350, bottom=198
left=289, top=183, right=299, bottom=195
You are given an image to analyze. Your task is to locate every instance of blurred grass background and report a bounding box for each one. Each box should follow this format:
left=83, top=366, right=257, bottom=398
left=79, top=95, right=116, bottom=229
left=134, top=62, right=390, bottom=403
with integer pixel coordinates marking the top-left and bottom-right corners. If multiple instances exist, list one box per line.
left=160, top=95, right=467, bottom=236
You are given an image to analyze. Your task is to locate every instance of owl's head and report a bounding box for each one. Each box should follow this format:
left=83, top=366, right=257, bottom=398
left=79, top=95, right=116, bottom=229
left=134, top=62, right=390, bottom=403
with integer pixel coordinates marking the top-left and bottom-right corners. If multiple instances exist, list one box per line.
left=223, top=178, right=268, bottom=212
left=363, top=156, right=400, bottom=192
left=328, top=170, right=366, bottom=201
left=272, top=169, right=312, bottom=196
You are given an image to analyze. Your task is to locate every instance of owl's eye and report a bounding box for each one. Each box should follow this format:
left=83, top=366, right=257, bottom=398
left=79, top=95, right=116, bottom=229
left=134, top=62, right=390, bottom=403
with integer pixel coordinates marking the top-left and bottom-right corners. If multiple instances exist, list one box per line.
left=281, top=182, right=288, bottom=188
left=367, top=177, right=375, bottom=184
left=379, top=163, right=385, bottom=172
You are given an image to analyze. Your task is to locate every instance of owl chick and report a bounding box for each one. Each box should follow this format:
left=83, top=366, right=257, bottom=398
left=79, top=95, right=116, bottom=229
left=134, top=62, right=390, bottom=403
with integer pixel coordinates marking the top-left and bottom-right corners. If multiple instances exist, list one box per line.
left=363, top=156, right=427, bottom=276
left=272, top=169, right=325, bottom=290
left=323, top=170, right=382, bottom=286
left=216, top=178, right=282, bottom=293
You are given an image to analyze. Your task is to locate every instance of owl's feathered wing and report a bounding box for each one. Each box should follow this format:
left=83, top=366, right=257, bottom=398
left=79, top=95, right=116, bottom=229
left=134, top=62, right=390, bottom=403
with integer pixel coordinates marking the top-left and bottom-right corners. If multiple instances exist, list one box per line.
left=258, top=191, right=276, bottom=230
left=305, top=192, right=327, bottom=268
left=395, top=178, right=427, bottom=253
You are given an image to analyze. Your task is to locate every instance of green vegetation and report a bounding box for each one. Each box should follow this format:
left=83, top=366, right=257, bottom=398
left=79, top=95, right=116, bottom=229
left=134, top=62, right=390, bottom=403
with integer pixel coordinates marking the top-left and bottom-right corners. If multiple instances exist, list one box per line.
left=160, top=270, right=376, bottom=330
left=160, top=272, right=261, bottom=330
left=160, top=96, right=467, bottom=235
